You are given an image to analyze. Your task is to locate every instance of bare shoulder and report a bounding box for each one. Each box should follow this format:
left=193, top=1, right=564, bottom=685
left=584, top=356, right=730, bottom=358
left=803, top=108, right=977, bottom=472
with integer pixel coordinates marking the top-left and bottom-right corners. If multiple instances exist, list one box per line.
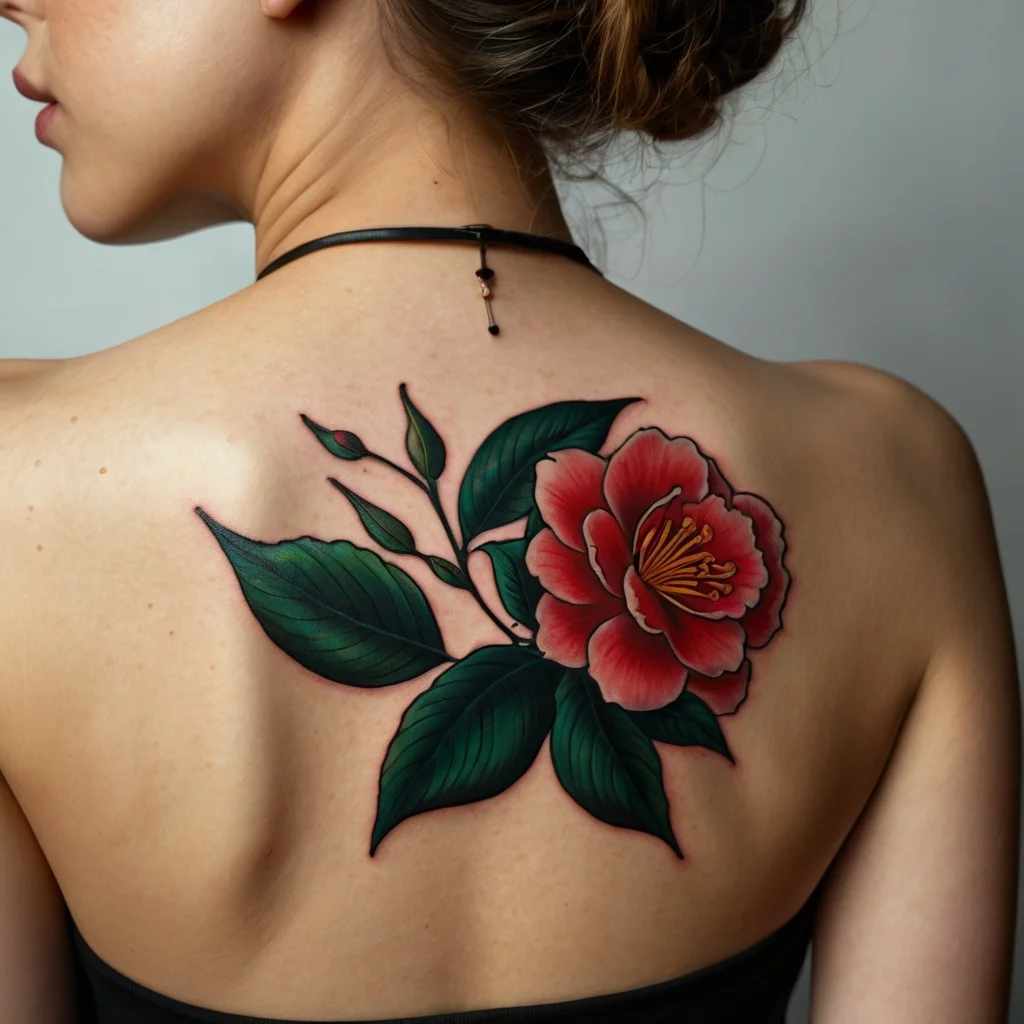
left=0, top=353, right=109, bottom=463
left=782, top=362, right=1019, bottom=1022
left=0, top=342, right=201, bottom=582
left=0, top=358, right=71, bottom=384
left=0, top=358, right=74, bottom=472
left=793, top=357, right=980, bottom=464
left=787, top=357, right=996, bottom=616
left=780, top=357, right=988, bottom=515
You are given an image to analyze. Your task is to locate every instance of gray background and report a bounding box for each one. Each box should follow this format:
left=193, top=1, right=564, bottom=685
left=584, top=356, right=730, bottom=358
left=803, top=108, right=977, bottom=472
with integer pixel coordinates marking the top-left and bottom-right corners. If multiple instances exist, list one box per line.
left=1, top=0, right=1020, bottom=1019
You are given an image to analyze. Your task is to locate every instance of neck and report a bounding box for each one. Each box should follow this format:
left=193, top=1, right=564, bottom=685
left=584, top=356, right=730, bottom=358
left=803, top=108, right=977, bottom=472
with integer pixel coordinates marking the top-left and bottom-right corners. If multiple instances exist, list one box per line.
left=249, top=89, right=575, bottom=280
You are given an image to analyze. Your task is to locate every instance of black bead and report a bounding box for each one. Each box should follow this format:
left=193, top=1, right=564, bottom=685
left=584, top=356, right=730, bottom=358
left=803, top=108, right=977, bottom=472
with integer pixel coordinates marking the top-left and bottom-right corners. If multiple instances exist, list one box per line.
left=489, top=324, right=500, bottom=336
left=475, top=267, right=495, bottom=281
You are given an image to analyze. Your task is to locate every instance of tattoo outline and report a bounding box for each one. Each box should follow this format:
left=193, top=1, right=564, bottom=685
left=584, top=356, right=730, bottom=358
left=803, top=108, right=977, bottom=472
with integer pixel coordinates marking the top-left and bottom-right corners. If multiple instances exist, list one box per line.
left=195, top=387, right=790, bottom=858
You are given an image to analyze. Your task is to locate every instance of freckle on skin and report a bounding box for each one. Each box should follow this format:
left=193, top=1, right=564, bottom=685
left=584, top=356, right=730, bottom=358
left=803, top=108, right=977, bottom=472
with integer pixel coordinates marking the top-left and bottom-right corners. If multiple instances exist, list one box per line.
left=71, top=416, right=78, bottom=423
left=169, top=630, right=174, bottom=637
left=26, top=505, right=33, bottom=511
left=99, top=467, right=107, bottom=475
left=34, top=459, right=41, bottom=468
left=147, top=602, right=154, bottom=609
left=36, top=544, right=43, bottom=552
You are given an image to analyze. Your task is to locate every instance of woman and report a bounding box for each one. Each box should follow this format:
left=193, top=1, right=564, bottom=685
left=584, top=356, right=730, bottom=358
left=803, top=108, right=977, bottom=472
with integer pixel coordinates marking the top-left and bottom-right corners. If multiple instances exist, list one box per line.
left=0, top=0, right=1018, bottom=1021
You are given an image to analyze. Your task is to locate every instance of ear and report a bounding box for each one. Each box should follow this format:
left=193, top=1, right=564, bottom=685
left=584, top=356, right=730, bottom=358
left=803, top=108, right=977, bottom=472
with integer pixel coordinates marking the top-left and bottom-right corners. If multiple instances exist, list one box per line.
left=261, top=0, right=306, bottom=18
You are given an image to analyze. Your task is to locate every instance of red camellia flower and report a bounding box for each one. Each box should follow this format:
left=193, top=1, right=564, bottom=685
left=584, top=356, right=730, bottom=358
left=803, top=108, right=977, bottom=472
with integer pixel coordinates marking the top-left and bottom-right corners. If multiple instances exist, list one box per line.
left=525, top=428, right=789, bottom=714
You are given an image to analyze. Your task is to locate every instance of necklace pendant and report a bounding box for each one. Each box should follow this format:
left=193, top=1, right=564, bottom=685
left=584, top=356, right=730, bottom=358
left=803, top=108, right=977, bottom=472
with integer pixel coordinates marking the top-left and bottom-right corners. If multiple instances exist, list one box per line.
left=475, top=266, right=499, bottom=337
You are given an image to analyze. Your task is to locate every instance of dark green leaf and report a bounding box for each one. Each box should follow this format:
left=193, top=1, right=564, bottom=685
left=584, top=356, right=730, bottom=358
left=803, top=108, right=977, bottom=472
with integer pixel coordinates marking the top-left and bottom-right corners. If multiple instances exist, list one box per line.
left=328, top=478, right=416, bottom=555
left=628, top=690, right=734, bottom=763
left=458, top=398, right=641, bottom=541
left=300, top=413, right=367, bottom=460
left=399, top=383, right=446, bottom=481
left=525, top=503, right=546, bottom=541
left=426, top=555, right=470, bottom=590
left=371, top=645, right=559, bottom=854
left=195, top=507, right=449, bottom=687
left=550, top=669, right=682, bottom=857
left=479, top=538, right=543, bottom=630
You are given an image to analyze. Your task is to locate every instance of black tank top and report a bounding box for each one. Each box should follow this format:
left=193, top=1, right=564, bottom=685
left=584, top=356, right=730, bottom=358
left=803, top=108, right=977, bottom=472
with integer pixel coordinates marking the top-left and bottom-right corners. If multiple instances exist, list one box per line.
left=69, top=876, right=823, bottom=1024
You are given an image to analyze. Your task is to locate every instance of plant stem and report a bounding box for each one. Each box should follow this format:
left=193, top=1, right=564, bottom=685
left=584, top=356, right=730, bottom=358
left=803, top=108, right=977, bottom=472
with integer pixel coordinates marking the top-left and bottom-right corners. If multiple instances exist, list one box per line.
left=426, top=482, right=522, bottom=645
left=365, top=448, right=523, bottom=645
left=369, top=453, right=430, bottom=493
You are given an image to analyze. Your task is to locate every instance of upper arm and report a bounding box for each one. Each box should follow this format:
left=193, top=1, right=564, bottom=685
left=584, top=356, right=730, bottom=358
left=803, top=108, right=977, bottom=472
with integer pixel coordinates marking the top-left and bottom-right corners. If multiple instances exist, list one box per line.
left=806, top=366, right=1021, bottom=1022
left=0, top=375, right=80, bottom=1023
left=0, top=771, right=79, bottom=1024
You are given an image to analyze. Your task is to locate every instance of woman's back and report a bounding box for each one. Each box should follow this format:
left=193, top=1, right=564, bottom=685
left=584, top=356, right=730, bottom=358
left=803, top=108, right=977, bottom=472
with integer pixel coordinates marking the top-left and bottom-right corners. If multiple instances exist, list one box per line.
left=2, top=241, right=1015, bottom=1021
left=0, top=0, right=1018, bottom=1016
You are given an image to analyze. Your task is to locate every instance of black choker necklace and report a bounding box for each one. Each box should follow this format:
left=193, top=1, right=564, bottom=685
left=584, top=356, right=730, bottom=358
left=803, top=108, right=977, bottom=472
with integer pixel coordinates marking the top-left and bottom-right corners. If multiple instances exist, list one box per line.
left=255, top=223, right=603, bottom=338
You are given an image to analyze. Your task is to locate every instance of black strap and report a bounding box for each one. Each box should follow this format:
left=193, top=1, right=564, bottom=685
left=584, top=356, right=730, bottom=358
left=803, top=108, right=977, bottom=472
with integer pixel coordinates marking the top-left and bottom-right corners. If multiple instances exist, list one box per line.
left=256, top=223, right=603, bottom=281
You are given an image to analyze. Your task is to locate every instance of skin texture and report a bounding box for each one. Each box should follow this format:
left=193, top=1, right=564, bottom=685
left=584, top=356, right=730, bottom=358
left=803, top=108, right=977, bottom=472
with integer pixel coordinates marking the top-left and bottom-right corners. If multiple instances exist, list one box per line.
left=0, top=2, right=1020, bottom=1024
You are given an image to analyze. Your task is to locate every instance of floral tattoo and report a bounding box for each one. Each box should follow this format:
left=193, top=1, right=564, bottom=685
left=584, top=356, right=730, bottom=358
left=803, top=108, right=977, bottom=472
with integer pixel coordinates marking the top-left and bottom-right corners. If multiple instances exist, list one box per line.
left=195, top=388, right=789, bottom=859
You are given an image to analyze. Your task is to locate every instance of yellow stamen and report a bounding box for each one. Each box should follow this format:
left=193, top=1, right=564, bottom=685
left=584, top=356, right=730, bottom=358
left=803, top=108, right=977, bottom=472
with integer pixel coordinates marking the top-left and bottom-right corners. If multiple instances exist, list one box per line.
left=635, top=517, right=738, bottom=605
left=640, top=517, right=699, bottom=576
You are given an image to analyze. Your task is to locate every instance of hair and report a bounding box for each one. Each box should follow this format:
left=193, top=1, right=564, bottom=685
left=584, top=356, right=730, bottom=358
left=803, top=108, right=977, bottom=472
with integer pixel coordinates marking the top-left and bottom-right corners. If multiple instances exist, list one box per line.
left=377, top=0, right=810, bottom=171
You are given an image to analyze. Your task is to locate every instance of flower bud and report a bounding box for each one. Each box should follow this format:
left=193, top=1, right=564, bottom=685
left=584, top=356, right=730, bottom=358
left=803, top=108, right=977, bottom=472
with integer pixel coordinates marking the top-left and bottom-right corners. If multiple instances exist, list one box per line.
left=332, top=430, right=368, bottom=459
left=301, top=413, right=368, bottom=461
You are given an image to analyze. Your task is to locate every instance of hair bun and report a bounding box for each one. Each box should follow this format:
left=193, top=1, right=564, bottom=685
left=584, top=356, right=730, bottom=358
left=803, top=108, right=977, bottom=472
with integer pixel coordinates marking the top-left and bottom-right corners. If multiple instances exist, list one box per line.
left=589, top=0, right=805, bottom=142
left=380, top=0, right=809, bottom=161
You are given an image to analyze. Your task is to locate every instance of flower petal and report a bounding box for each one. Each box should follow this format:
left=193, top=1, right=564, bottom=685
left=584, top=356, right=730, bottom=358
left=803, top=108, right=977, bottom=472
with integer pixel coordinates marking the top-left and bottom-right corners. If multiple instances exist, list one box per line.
left=732, top=492, right=790, bottom=649
left=525, top=528, right=610, bottom=606
left=535, top=592, right=621, bottom=668
left=703, top=451, right=734, bottom=505
left=623, top=564, right=676, bottom=635
left=666, top=613, right=746, bottom=677
left=685, top=661, right=751, bottom=716
left=623, top=566, right=746, bottom=676
left=582, top=508, right=631, bottom=598
left=602, top=428, right=710, bottom=543
left=534, top=449, right=607, bottom=552
left=587, top=612, right=689, bottom=711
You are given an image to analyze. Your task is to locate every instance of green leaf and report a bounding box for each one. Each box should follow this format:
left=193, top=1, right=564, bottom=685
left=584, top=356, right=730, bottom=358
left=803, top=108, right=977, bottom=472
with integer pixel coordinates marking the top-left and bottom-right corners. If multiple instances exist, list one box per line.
left=458, top=398, right=640, bottom=541
left=525, top=503, right=546, bottom=541
left=399, top=383, right=446, bottom=481
left=300, top=413, right=368, bottom=460
left=371, top=646, right=559, bottom=854
left=479, top=538, right=543, bottom=630
left=550, top=669, right=682, bottom=858
left=426, top=555, right=470, bottom=590
left=328, top=478, right=416, bottom=555
left=628, top=690, right=734, bottom=763
left=195, top=507, right=449, bottom=687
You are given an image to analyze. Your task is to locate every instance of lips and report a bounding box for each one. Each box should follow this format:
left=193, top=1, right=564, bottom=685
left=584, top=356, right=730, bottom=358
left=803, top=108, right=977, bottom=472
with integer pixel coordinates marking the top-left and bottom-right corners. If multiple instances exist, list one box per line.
left=12, top=68, right=57, bottom=104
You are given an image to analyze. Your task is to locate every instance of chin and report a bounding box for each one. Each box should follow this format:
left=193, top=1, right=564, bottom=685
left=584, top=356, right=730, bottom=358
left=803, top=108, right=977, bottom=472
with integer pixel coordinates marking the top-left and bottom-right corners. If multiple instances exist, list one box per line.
left=60, top=171, right=245, bottom=245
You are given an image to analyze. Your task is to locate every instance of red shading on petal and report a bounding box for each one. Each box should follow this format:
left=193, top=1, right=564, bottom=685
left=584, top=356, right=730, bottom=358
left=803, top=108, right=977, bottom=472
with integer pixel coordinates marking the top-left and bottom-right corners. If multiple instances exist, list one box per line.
left=668, top=613, right=746, bottom=677
left=533, top=449, right=607, bottom=552
left=582, top=508, right=631, bottom=598
left=623, top=566, right=746, bottom=677
left=534, top=592, right=622, bottom=668
left=525, top=528, right=610, bottom=606
left=732, top=492, right=789, bottom=649
left=623, top=564, right=675, bottom=635
left=602, top=428, right=710, bottom=544
left=587, top=612, right=689, bottom=711
left=633, top=493, right=766, bottom=619
left=703, top=452, right=734, bottom=505
left=686, top=660, right=751, bottom=716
